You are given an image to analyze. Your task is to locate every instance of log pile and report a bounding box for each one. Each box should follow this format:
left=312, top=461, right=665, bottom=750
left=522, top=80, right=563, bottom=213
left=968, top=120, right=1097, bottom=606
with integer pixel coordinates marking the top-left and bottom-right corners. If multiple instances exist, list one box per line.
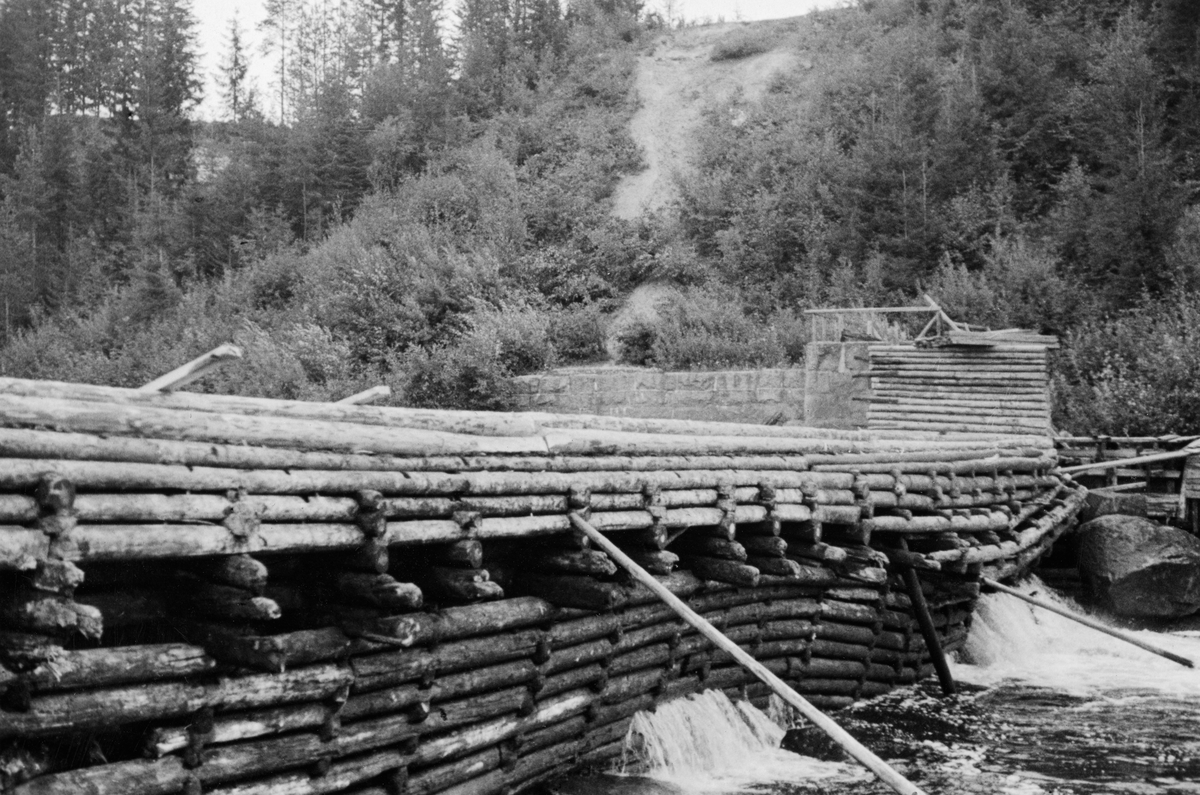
left=866, top=344, right=1052, bottom=435
left=0, top=374, right=1084, bottom=795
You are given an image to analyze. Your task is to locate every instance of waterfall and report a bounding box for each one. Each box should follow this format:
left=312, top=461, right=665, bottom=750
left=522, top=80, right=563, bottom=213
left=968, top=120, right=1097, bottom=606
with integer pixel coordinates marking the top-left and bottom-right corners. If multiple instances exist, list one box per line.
left=954, top=576, right=1200, bottom=697
left=617, top=690, right=856, bottom=791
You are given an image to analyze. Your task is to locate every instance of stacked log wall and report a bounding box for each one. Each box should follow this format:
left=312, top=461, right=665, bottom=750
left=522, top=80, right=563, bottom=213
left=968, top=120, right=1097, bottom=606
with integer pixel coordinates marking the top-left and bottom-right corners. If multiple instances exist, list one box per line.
left=0, top=376, right=1085, bottom=795
left=866, top=344, right=1051, bottom=436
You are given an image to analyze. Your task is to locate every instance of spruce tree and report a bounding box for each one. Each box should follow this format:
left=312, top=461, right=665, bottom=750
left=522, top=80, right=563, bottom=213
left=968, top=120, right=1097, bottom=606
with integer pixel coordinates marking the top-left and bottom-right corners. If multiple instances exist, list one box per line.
left=219, top=12, right=253, bottom=122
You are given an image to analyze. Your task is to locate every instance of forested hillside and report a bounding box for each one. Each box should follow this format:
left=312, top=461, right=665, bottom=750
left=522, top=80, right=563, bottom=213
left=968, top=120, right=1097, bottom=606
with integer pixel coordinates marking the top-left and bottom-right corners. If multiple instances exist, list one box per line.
left=2, top=0, right=1200, bottom=434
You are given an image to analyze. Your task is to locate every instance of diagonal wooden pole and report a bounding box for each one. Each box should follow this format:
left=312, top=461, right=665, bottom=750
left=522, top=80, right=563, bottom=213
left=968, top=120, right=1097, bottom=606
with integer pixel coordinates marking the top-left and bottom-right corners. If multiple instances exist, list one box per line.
left=568, top=512, right=925, bottom=795
left=138, top=344, right=243, bottom=393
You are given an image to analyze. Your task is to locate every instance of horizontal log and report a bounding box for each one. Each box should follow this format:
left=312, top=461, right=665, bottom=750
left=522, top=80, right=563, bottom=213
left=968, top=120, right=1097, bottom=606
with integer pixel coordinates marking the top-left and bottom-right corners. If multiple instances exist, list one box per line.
left=626, top=550, right=678, bottom=574
left=684, top=556, right=759, bottom=587
left=186, top=555, right=269, bottom=594
left=520, top=575, right=627, bottom=611
left=787, top=542, right=848, bottom=564
left=0, top=394, right=549, bottom=457
left=424, top=574, right=505, bottom=603
left=739, top=536, right=787, bottom=556
left=0, top=664, right=352, bottom=738
left=868, top=397, right=1048, bottom=410
left=172, top=576, right=281, bottom=621
left=354, top=597, right=556, bottom=649
left=0, top=494, right=37, bottom=522
left=0, top=594, right=102, bottom=639
left=869, top=421, right=1049, bottom=435
left=426, top=540, right=484, bottom=569
left=75, top=588, right=169, bottom=628
left=0, top=528, right=47, bottom=572
left=673, top=537, right=746, bottom=562
left=746, top=556, right=805, bottom=577
left=0, top=631, right=63, bottom=668
left=0, top=427, right=841, bottom=474
left=336, top=573, right=423, bottom=610
left=20, top=643, right=216, bottom=693
left=529, top=550, right=618, bottom=577
left=72, top=493, right=358, bottom=523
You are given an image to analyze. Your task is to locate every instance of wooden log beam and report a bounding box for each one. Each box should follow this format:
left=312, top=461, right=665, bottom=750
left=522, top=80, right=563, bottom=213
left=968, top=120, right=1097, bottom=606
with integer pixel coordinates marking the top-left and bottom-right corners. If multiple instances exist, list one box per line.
left=19, top=643, right=217, bottom=693
left=0, top=665, right=353, bottom=738
left=0, top=428, right=826, bottom=474
left=0, top=593, right=102, bottom=639
left=166, top=578, right=278, bottom=629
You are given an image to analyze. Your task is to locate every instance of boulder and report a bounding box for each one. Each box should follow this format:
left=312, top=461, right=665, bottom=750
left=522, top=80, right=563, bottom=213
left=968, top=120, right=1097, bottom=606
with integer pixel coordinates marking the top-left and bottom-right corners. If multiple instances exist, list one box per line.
left=1079, top=488, right=1149, bottom=523
left=1077, top=514, right=1200, bottom=618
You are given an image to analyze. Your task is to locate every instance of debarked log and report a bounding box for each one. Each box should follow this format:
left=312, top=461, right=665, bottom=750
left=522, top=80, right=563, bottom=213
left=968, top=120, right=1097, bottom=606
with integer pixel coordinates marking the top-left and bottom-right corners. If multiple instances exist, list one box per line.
left=0, top=664, right=353, bottom=738
left=625, top=550, right=678, bottom=575
left=0, top=593, right=102, bottom=640
left=335, top=573, right=423, bottom=611
left=18, top=643, right=216, bottom=693
left=0, top=458, right=1045, bottom=500
left=171, top=575, right=281, bottom=622
left=528, top=551, right=618, bottom=577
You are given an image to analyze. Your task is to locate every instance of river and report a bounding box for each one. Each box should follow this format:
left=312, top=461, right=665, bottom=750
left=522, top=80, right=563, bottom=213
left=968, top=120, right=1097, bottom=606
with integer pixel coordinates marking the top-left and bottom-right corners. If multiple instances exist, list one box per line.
left=611, top=579, right=1200, bottom=795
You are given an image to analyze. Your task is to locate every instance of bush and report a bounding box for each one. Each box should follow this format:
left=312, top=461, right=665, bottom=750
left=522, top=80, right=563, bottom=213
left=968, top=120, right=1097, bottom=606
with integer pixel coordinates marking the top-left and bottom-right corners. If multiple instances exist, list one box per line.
left=550, top=304, right=610, bottom=364
left=472, top=304, right=556, bottom=376
left=928, top=236, right=1089, bottom=335
left=401, top=338, right=516, bottom=411
left=1053, top=293, right=1200, bottom=435
left=616, top=318, right=658, bottom=366
left=710, top=28, right=776, bottom=61
left=399, top=303, right=555, bottom=410
left=614, top=287, right=798, bottom=370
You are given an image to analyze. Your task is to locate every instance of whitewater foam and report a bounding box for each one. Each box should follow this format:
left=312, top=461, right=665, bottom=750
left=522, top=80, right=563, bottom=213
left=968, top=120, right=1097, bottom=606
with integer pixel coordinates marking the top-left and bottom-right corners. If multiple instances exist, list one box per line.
left=954, top=577, right=1200, bottom=697
left=617, top=690, right=861, bottom=791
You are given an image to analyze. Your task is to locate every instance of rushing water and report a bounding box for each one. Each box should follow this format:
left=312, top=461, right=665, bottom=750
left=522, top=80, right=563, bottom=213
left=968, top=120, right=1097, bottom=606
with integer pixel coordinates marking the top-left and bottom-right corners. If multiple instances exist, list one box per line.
left=613, top=579, right=1200, bottom=795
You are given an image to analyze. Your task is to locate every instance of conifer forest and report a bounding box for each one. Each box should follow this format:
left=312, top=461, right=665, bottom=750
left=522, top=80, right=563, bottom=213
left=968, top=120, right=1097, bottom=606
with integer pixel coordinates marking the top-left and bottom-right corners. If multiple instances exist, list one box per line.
left=1, top=0, right=1200, bottom=434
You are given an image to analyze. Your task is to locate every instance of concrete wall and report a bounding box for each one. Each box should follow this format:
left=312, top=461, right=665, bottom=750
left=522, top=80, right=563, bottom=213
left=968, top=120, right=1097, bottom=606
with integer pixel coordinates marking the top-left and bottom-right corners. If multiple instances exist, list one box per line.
left=803, top=341, right=870, bottom=429
left=510, top=366, right=806, bottom=424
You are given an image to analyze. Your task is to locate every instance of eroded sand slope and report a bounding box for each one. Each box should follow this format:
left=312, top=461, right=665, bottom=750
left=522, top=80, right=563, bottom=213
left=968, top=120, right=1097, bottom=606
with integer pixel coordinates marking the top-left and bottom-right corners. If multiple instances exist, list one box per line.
left=613, top=21, right=805, bottom=219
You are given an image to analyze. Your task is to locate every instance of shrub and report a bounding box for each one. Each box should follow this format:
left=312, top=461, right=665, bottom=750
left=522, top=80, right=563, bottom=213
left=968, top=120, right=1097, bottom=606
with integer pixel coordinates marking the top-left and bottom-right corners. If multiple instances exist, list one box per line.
left=550, top=304, right=610, bottom=364
left=710, top=28, right=776, bottom=61
left=616, top=318, right=658, bottom=366
left=614, top=287, right=797, bottom=370
left=472, top=304, right=556, bottom=376
left=399, top=303, right=555, bottom=410
left=1053, top=293, right=1200, bottom=435
left=400, top=338, right=516, bottom=411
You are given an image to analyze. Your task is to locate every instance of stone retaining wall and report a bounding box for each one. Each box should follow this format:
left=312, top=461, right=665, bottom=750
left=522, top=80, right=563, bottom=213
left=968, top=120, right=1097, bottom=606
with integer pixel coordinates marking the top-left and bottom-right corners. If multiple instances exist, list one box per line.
left=510, top=367, right=805, bottom=424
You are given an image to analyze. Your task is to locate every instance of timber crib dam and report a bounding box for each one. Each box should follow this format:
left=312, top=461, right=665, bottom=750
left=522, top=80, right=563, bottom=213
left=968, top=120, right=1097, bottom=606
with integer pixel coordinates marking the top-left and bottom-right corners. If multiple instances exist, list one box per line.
left=0, top=376, right=1087, bottom=795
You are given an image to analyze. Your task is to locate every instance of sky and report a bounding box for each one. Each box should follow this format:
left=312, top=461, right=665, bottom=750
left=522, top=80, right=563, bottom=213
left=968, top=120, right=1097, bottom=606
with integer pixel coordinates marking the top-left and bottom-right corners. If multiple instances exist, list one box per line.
left=194, top=0, right=841, bottom=119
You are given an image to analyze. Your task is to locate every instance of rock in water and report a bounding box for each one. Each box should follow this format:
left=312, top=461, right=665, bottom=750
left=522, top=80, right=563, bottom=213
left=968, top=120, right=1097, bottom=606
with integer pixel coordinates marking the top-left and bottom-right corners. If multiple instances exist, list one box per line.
left=1077, top=515, right=1200, bottom=618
